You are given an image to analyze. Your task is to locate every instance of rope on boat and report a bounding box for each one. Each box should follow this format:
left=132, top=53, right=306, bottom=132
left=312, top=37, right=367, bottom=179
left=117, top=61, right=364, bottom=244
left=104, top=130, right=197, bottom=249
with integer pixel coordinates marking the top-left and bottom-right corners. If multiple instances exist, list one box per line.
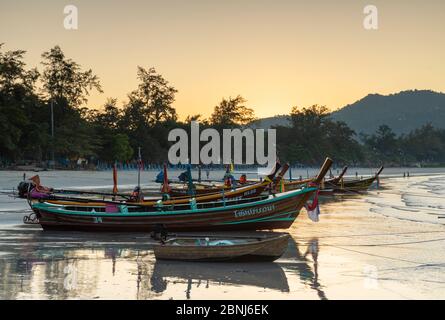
left=324, top=244, right=431, bottom=265
left=313, top=237, right=445, bottom=248
left=295, top=230, right=445, bottom=239
left=23, top=212, right=39, bottom=224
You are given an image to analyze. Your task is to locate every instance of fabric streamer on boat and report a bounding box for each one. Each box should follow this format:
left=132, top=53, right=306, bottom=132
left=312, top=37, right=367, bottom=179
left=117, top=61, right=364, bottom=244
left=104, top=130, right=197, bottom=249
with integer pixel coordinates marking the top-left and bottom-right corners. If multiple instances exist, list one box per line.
left=305, top=190, right=320, bottom=222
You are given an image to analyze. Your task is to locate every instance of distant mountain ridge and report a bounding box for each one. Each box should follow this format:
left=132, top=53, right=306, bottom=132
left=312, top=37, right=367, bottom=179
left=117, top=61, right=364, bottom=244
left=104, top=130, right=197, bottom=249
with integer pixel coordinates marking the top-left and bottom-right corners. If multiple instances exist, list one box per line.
left=331, top=90, right=445, bottom=135
left=250, top=115, right=290, bottom=129
left=251, top=90, right=445, bottom=135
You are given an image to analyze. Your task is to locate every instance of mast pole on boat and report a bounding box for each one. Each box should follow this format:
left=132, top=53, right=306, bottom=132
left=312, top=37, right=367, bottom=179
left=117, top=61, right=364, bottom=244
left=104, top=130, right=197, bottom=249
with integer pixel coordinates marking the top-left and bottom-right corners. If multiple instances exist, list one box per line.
left=50, top=99, right=55, bottom=169
left=137, top=147, right=142, bottom=189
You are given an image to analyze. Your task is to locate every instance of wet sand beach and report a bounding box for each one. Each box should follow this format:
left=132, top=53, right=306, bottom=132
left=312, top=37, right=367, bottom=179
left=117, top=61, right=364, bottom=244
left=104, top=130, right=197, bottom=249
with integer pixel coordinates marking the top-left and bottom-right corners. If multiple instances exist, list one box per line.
left=0, top=169, right=444, bottom=299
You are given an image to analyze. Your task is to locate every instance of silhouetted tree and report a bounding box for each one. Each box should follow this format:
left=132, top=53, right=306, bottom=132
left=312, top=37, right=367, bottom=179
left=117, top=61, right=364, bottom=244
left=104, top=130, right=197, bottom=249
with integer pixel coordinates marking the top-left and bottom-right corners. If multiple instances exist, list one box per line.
left=185, top=114, right=204, bottom=124
left=126, top=66, right=177, bottom=126
left=41, top=45, right=102, bottom=107
left=210, top=95, right=255, bottom=128
left=276, top=105, right=362, bottom=165
left=89, top=98, right=122, bottom=130
left=40, top=46, right=103, bottom=161
left=0, top=44, right=45, bottom=161
left=362, top=125, right=399, bottom=161
left=401, top=123, right=445, bottom=163
left=2, top=43, right=445, bottom=168
left=110, top=134, right=134, bottom=162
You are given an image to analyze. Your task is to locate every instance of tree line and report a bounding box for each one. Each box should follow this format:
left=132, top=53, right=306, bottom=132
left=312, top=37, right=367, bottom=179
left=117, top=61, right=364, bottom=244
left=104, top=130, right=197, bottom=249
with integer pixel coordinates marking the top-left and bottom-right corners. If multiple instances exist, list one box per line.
left=1, top=44, right=444, bottom=168
left=276, top=105, right=445, bottom=167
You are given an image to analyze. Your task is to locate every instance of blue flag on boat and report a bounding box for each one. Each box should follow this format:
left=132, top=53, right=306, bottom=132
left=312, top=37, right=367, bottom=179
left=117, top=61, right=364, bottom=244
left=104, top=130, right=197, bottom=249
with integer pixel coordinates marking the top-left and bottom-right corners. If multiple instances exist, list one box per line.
left=155, top=170, right=164, bottom=183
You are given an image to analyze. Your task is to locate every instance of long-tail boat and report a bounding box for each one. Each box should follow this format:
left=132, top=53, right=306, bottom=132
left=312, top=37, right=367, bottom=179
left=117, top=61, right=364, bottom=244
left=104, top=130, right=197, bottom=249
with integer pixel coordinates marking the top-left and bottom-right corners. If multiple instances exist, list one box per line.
left=169, top=183, right=237, bottom=197
left=328, top=166, right=384, bottom=192
left=168, top=174, right=253, bottom=197
left=31, top=158, right=333, bottom=232
left=284, top=166, right=348, bottom=191
left=167, top=162, right=283, bottom=197
left=283, top=165, right=383, bottom=194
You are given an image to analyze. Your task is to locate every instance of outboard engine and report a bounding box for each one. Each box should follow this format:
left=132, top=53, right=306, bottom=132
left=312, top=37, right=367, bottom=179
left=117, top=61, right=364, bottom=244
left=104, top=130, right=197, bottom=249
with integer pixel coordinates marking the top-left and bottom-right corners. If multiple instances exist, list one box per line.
left=178, top=171, right=189, bottom=182
left=151, top=224, right=168, bottom=242
left=130, top=186, right=143, bottom=202
left=17, top=181, right=33, bottom=198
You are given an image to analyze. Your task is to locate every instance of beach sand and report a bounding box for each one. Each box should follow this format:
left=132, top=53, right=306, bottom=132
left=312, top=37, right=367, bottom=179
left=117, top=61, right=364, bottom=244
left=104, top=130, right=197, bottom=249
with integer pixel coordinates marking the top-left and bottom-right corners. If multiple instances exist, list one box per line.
left=0, top=171, right=444, bottom=299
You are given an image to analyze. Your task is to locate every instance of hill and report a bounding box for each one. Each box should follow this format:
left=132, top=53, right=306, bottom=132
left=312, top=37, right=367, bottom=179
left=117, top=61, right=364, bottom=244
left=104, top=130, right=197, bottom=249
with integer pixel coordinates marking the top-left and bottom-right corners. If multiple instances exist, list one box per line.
left=330, top=90, right=445, bottom=135
left=252, top=90, right=445, bottom=135
left=249, top=115, right=290, bottom=129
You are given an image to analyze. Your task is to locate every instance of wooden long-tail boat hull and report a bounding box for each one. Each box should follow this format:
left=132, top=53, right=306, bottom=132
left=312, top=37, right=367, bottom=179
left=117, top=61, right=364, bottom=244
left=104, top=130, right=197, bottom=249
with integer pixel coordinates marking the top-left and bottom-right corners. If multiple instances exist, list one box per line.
left=32, top=187, right=316, bottom=232
left=284, top=179, right=311, bottom=191
left=329, top=166, right=383, bottom=192
left=284, top=166, right=382, bottom=194
left=283, top=171, right=345, bottom=192
left=330, top=176, right=377, bottom=192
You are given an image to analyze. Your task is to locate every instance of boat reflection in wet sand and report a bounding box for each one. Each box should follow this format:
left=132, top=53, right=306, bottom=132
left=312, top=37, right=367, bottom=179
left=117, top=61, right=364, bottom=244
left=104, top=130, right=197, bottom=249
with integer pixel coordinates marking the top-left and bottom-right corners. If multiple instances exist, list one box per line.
left=150, top=260, right=290, bottom=298
left=153, top=233, right=290, bottom=262
left=149, top=236, right=326, bottom=300
left=281, top=237, right=327, bottom=300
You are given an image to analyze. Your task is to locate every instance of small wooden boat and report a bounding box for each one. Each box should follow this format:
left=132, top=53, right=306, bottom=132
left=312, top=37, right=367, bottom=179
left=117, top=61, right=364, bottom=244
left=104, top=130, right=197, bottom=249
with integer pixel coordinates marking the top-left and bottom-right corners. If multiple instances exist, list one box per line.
left=153, top=233, right=290, bottom=262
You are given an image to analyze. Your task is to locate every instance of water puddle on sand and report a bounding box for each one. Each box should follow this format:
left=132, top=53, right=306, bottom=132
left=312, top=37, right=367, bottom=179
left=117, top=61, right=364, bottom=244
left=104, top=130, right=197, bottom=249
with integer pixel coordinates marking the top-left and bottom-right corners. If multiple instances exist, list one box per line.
left=366, top=176, right=445, bottom=224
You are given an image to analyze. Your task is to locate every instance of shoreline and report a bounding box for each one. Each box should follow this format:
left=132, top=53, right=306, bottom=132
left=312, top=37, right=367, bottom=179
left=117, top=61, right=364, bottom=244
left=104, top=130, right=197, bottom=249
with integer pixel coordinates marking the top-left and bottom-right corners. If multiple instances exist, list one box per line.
left=3, top=163, right=445, bottom=173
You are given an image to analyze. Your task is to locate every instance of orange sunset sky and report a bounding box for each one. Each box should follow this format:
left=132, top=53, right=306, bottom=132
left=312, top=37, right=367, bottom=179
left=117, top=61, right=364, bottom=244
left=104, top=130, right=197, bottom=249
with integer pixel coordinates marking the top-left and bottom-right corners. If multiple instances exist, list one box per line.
left=1, top=0, right=445, bottom=120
